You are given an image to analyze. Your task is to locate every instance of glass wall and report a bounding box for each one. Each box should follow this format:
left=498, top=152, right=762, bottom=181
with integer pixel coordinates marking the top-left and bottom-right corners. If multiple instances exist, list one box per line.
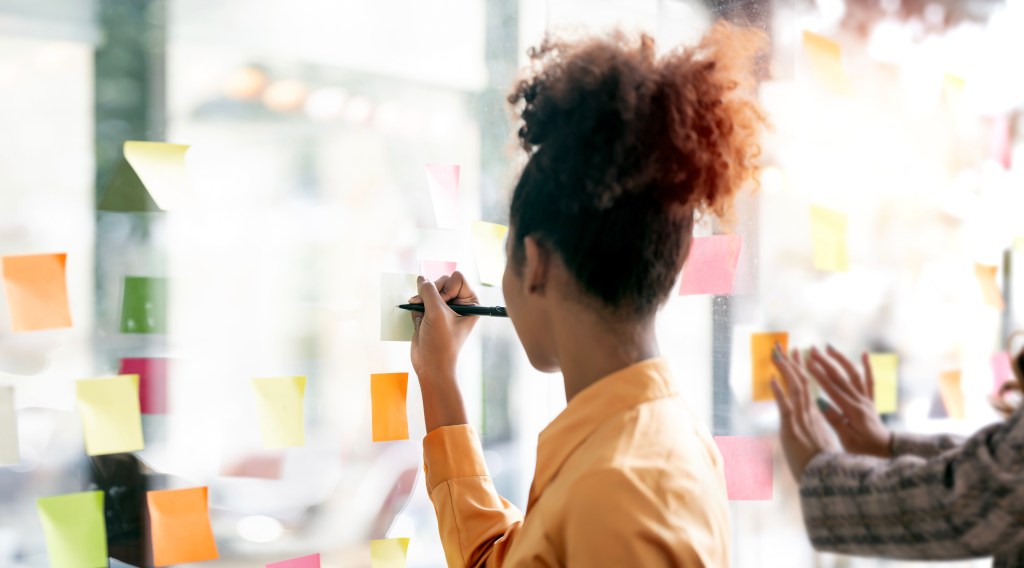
left=0, top=0, right=1020, bottom=567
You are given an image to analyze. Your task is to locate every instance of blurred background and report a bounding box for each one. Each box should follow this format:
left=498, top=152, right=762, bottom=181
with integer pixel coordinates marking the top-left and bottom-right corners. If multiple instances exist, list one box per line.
left=0, top=0, right=1021, bottom=566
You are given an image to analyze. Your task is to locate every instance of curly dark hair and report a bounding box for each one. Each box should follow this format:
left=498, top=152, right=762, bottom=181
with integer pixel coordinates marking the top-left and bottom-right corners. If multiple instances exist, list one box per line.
left=507, top=22, right=767, bottom=318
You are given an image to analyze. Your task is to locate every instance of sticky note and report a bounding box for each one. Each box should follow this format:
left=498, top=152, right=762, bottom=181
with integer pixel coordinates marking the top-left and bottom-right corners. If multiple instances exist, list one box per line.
left=869, top=354, right=899, bottom=414
left=992, top=352, right=1014, bottom=395
left=268, top=553, right=321, bottom=568
left=76, top=375, right=144, bottom=456
left=425, top=164, right=460, bottom=229
left=974, top=263, right=1005, bottom=310
left=380, top=273, right=418, bottom=341
left=252, top=376, right=307, bottom=449
left=371, top=373, right=409, bottom=442
left=810, top=205, right=849, bottom=272
left=678, top=235, right=743, bottom=296
left=470, top=221, right=509, bottom=286
left=147, top=486, right=219, bottom=566
left=802, top=30, right=851, bottom=94
left=1, top=253, right=72, bottom=332
left=420, top=260, right=457, bottom=281
left=938, top=370, right=965, bottom=419
left=123, top=141, right=191, bottom=211
left=371, top=537, right=411, bottom=568
left=0, top=385, right=19, bottom=465
left=119, top=357, right=169, bottom=414
left=751, top=332, right=788, bottom=402
left=36, top=491, right=107, bottom=568
left=120, top=276, right=168, bottom=334
left=98, top=158, right=161, bottom=212
left=713, top=436, right=773, bottom=500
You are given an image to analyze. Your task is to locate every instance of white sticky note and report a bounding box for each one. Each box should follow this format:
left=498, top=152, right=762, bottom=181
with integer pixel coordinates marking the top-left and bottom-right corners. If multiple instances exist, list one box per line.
left=380, top=273, right=418, bottom=341
left=0, top=386, right=18, bottom=465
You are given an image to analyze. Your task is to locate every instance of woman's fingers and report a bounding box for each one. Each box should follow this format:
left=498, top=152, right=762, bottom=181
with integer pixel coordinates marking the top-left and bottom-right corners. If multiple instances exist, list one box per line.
left=860, top=352, right=876, bottom=400
left=826, top=345, right=866, bottom=398
left=417, top=276, right=450, bottom=314
left=818, top=400, right=848, bottom=434
left=809, top=348, right=860, bottom=401
left=771, top=379, right=792, bottom=419
left=806, top=356, right=859, bottom=415
left=790, top=348, right=815, bottom=411
left=439, top=270, right=479, bottom=305
left=773, top=346, right=806, bottom=412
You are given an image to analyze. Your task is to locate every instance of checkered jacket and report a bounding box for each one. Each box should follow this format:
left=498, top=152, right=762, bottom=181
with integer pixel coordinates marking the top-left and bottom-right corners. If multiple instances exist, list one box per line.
left=800, top=406, right=1024, bottom=567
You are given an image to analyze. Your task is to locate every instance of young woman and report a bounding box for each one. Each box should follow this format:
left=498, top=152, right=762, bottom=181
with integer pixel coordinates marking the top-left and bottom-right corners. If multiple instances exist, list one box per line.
left=771, top=341, right=1024, bottom=567
left=406, top=22, right=766, bottom=567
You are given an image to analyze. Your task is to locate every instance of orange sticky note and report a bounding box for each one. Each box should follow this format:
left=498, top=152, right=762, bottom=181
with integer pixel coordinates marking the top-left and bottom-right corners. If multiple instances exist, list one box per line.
left=751, top=332, right=788, bottom=401
left=1, top=253, right=72, bottom=332
left=147, top=486, right=219, bottom=566
left=974, top=263, right=1005, bottom=310
left=713, top=436, right=773, bottom=501
left=802, top=30, right=851, bottom=94
left=371, top=373, right=409, bottom=442
left=939, top=370, right=965, bottom=419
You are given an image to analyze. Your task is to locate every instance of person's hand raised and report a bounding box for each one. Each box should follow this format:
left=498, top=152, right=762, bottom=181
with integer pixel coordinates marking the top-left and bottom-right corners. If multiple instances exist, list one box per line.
left=771, top=346, right=839, bottom=481
left=805, top=346, right=893, bottom=458
left=409, top=271, right=480, bottom=383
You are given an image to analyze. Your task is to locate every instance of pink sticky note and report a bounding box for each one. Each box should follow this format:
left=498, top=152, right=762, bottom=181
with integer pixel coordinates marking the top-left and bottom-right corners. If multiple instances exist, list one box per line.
left=992, top=352, right=1014, bottom=395
left=420, top=260, right=457, bottom=281
left=713, top=436, right=773, bottom=500
left=425, top=164, right=460, bottom=229
left=267, top=553, right=320, bottom=568
left=118, top=358, right=169, bottom=414
left=678, top=235, right=743, bottom=296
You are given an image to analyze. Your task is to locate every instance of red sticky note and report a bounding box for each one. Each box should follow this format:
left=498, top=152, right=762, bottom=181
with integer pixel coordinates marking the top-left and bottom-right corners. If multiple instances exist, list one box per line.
left=118, top=358, right=169, bottom=414
left=714, top=436, right=773, bottom=500
left=268, top=553, right=321, bottom=568
left=420, top=260, right=457, bottom=281
left=992, top=352, right=1014, bottom=396
left=678, top=235, right=743, bottom=296
left=425, top=164, right=460, bottom=229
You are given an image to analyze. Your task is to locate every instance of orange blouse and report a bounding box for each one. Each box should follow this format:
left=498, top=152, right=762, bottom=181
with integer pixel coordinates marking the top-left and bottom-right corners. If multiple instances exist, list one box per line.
left=422, top=358, right=730, bottom=567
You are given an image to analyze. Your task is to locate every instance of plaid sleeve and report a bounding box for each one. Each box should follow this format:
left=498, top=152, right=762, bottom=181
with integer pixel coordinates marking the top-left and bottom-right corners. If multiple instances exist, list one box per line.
left=799, top=407, right=1024, bottom=560
left=890, top=431, right=964, bottom=458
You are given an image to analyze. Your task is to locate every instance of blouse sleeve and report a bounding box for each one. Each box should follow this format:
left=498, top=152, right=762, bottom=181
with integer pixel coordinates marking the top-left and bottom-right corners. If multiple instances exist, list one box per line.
left=423, top=425, right=524, bottom=568
left=799, top=408, right=1024, bottom=560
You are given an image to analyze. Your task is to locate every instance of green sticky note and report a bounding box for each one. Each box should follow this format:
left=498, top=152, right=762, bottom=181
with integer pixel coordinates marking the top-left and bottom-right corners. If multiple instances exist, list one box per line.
left=97, top=158, right=161, bottom=213
left=120, top=276, right=168, bottom=334
left=36, top=490, right=108, bottom=568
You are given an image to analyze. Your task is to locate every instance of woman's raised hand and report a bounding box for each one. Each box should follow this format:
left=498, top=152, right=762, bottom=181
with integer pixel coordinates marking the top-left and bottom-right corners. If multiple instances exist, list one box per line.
left=805, top=346, right=893, bottom=458
left=771, top=346, right=839, bottom=480
left=408, top=271, right=479, bottom=431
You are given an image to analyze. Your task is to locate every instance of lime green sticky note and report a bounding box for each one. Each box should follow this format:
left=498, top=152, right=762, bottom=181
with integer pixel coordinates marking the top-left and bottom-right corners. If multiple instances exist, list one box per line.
left=470, top=221, right=509, bottom=286
left=120, top=276, right=168, bottom=334
left=36, top=490, right=108, bottom=568
left=371, top=537, right=410, bottom=568
left=252, top=376, right=307, bottom=448
left=76, top=375, right=144, bottom=456
left=810, top=205, right=849, bottom=272
left=869, top=353, right=899, bottom=414
left=97, top=158, right=161, bottom=213
left=123, top=141, right=192, bottom=211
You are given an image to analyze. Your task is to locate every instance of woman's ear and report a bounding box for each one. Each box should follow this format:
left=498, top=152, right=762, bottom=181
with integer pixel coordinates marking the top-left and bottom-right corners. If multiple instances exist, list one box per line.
left=522, top=236, right=550, bottom=295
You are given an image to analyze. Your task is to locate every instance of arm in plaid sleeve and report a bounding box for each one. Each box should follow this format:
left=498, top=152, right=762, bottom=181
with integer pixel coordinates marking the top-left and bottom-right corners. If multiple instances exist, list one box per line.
left=890, top=431, right=965, bottom=459
left=799, top=407, right=1024, bottom=560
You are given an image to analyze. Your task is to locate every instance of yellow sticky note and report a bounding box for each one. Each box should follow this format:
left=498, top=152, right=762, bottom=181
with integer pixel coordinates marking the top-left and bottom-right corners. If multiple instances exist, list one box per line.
left=76, top=375, right=144, bottom=456
left=123, top=141, right=191, bottom=211
left=810, top=205, right=849, bottom=272
left=252, top=376, right=306, bottom=448
left=470, top=221, right=509, bottom=286
left=751, top=332, right=788, bottom=402
left=36, top=491, right=107, bottom=568
left=371, top=373, right=409, bottom=442
left=802, top=30, right=851, bottom=95
left=371, top=537, right=410, bottom=568
left=939, top=369, right=965, bottom=419
left=1, top=252, right=72, bottom=332
left=868, top=354, right=899, bottom=414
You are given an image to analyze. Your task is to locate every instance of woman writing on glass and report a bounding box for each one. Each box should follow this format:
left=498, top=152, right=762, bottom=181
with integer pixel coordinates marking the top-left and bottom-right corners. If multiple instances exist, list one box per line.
left=406, top=22, right=767, bottom=567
